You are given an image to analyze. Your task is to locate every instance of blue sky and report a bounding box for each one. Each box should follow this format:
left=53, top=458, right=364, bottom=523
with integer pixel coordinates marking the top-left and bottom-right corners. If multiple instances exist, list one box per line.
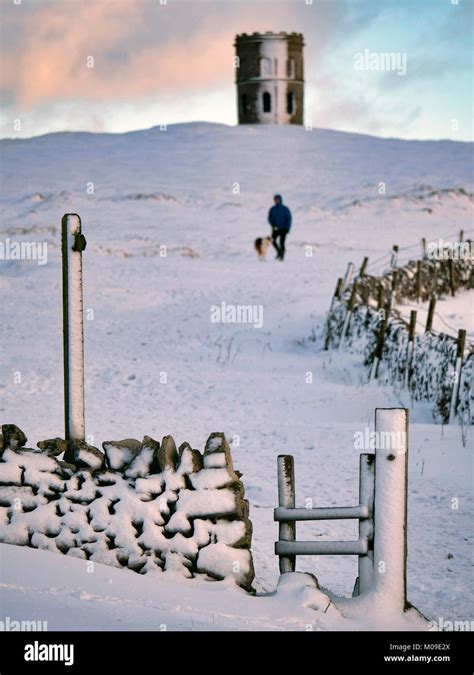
left=0, top=0, right=472, bottom=140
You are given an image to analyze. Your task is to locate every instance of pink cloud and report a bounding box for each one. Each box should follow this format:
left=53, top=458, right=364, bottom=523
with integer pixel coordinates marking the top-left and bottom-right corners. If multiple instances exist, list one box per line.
left=1, top=0, right=299, bottom=108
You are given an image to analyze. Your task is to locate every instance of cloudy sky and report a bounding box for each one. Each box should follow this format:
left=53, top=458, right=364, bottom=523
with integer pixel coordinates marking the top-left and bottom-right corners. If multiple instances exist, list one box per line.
left=0, top=0, right=472, bottom=140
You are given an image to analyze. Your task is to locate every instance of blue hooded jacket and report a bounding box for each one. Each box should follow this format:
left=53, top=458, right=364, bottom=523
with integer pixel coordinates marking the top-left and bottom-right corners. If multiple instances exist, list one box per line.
left=268, top=199, right=292, bottom=232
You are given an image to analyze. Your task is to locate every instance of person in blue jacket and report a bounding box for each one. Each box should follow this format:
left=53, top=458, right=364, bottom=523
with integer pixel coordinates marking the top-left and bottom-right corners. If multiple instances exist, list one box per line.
left=268, top=194, right=292, bottom=260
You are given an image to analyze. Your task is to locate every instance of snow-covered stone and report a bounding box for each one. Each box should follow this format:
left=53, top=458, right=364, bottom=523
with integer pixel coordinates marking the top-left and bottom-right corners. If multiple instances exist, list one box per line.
left=102, top=438, right=141, bottom=471
left=64, top=440, right=105, bottom=471
left=1, top=424, right=27, bottom=451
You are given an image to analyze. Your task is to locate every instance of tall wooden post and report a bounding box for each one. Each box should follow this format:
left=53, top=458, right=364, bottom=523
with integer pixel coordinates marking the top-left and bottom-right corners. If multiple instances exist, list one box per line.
left=62, top=214, right=86, bottom=442
left=373, top=408, right=409, bottom=611
left=277, top=455, right=296, bottom=573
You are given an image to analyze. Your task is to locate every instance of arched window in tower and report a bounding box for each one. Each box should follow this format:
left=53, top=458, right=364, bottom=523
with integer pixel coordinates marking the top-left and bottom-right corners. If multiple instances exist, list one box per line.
left=287, top=92, right=294, bottom=115
left=241, top=93, right=249, bottom=115
left=263, top=92, right=272, bottom=113
left=260, top=57, right=272, bottom=77
left=287, top=58, right=296, bottom=78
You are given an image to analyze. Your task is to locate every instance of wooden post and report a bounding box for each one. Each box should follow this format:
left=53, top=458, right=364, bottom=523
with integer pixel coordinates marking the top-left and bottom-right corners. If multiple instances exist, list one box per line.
left=425, top=297, right=436, bottom=333
left=357, top=453, right=375, bottom=595
left=338, top=283, right=357, bottom=351
left=416, top=260, right=422, bottom=303
left=342, top=262, right=355, bottom=292
left=404, top=310, right=417, bottom=389
left=373, top=408, right=408, bottom=612
left=448, top=258, right=456, bottom=297
left=421, top=237, right=427, bottom=260
left=388, top=269, right=398, bottom=312
left=431, top=263, right=438, bottom=297
left=377, top=282, right=384, bottom=311
left=359, top=256, right=369, bottom=277
left=277, top=455, right=296, bottom=573
left=324, top=277, right=344, bottom=350
left=370, top=312, right=388, bottom=381
left=390, top=245, right=399, bottom=268
left=329, top=276, right=343, bottom=314
left=449, top=329, right=466, bottom=423
left=62, top=214, right=86, bottom=442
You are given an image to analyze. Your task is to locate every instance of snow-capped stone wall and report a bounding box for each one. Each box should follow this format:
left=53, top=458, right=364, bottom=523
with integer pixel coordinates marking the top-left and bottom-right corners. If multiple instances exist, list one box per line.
left=325, top=256, right=473, bottom=424
left=0, top=426, right=254, bottom=591
left=353, top=257, right=473, bottom=306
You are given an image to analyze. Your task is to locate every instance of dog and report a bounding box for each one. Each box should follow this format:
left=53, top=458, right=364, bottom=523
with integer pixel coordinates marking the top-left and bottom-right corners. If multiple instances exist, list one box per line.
left=254, top=236, right=272, bottom=260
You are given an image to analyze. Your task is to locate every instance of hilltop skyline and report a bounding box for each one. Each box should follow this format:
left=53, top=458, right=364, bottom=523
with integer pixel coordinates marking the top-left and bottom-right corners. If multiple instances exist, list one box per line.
left=0, top=0, right=472, bottom=141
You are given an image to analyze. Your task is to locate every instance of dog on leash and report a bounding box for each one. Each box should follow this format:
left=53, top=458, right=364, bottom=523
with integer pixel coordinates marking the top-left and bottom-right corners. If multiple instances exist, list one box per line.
left=254, top=236, right=272, bottom=260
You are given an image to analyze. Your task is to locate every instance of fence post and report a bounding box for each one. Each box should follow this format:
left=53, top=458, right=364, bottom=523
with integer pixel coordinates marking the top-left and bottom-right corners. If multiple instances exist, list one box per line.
left=277, top=455, right=296, bottom=573
left=338, top=283, right=357, bottom=351
left=388, top=269, right=398, bottom=312
left=373, top=408, right=408, bottom=612
left=425, top=297, right=436, bottom=333
left=62, top=214, right=86, bottom=442
left=342, top=262, right=355, bottom=292
left=416, top=260, right=422, bottom=302
left=324, top=277, right=343, bottom=351
left=359, top=256, right=369, bottom=277
left=431, top=263, right=438, bottom=297
left=377, top=282, right=384, bottom=311
left=449, top=329, right=466, bottom=423
left=390, top=245, right=399, bottom=269
left=421, top=237, right=427, bottom=260
left=357, top=453, right=375, bottom=594
left=369, top=312, right=388, bottom=381
left=404, top=310, right=417, bottom=389
left=448, top=258, right=456, bottom=297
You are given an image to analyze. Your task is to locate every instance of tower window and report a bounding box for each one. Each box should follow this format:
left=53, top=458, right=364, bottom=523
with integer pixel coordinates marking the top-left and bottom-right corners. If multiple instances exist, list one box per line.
left=263, top=92, right=272, bottom=113
left=287, top=59, right=296, bottom=78
left=287, top=92, right=294, bottom=115
left=241, top=93, right=249, bottom=114
left=260, top=57, right=272, bottom=77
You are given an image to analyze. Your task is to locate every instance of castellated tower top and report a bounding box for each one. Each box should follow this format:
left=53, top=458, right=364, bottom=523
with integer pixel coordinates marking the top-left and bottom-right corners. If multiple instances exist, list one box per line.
left=234, top=32, right=305, bottom=125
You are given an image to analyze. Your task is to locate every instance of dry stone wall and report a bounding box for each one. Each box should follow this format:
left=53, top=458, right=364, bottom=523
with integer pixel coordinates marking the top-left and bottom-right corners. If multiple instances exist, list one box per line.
left=325, top=256, right=473, bottom=424
left=0, top=425, right=254, bottom=591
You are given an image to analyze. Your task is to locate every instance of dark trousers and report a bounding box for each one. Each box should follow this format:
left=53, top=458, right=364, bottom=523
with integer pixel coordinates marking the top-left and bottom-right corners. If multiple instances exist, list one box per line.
left=272, top=228, right=288, bottom=260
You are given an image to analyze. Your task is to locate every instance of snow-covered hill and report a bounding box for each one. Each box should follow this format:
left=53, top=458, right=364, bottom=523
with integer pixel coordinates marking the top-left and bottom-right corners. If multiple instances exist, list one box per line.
left=0, top=123, right=472, bottom=627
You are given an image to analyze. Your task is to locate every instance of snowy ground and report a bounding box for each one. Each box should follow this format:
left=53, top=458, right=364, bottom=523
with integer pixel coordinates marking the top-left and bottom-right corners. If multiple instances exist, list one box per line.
left=0, top=123, right=472, bottom=628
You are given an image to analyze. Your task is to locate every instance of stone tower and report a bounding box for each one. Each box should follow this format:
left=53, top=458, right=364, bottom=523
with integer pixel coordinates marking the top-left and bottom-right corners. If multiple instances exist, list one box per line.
left=234, top=31, right=305, bottom=125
